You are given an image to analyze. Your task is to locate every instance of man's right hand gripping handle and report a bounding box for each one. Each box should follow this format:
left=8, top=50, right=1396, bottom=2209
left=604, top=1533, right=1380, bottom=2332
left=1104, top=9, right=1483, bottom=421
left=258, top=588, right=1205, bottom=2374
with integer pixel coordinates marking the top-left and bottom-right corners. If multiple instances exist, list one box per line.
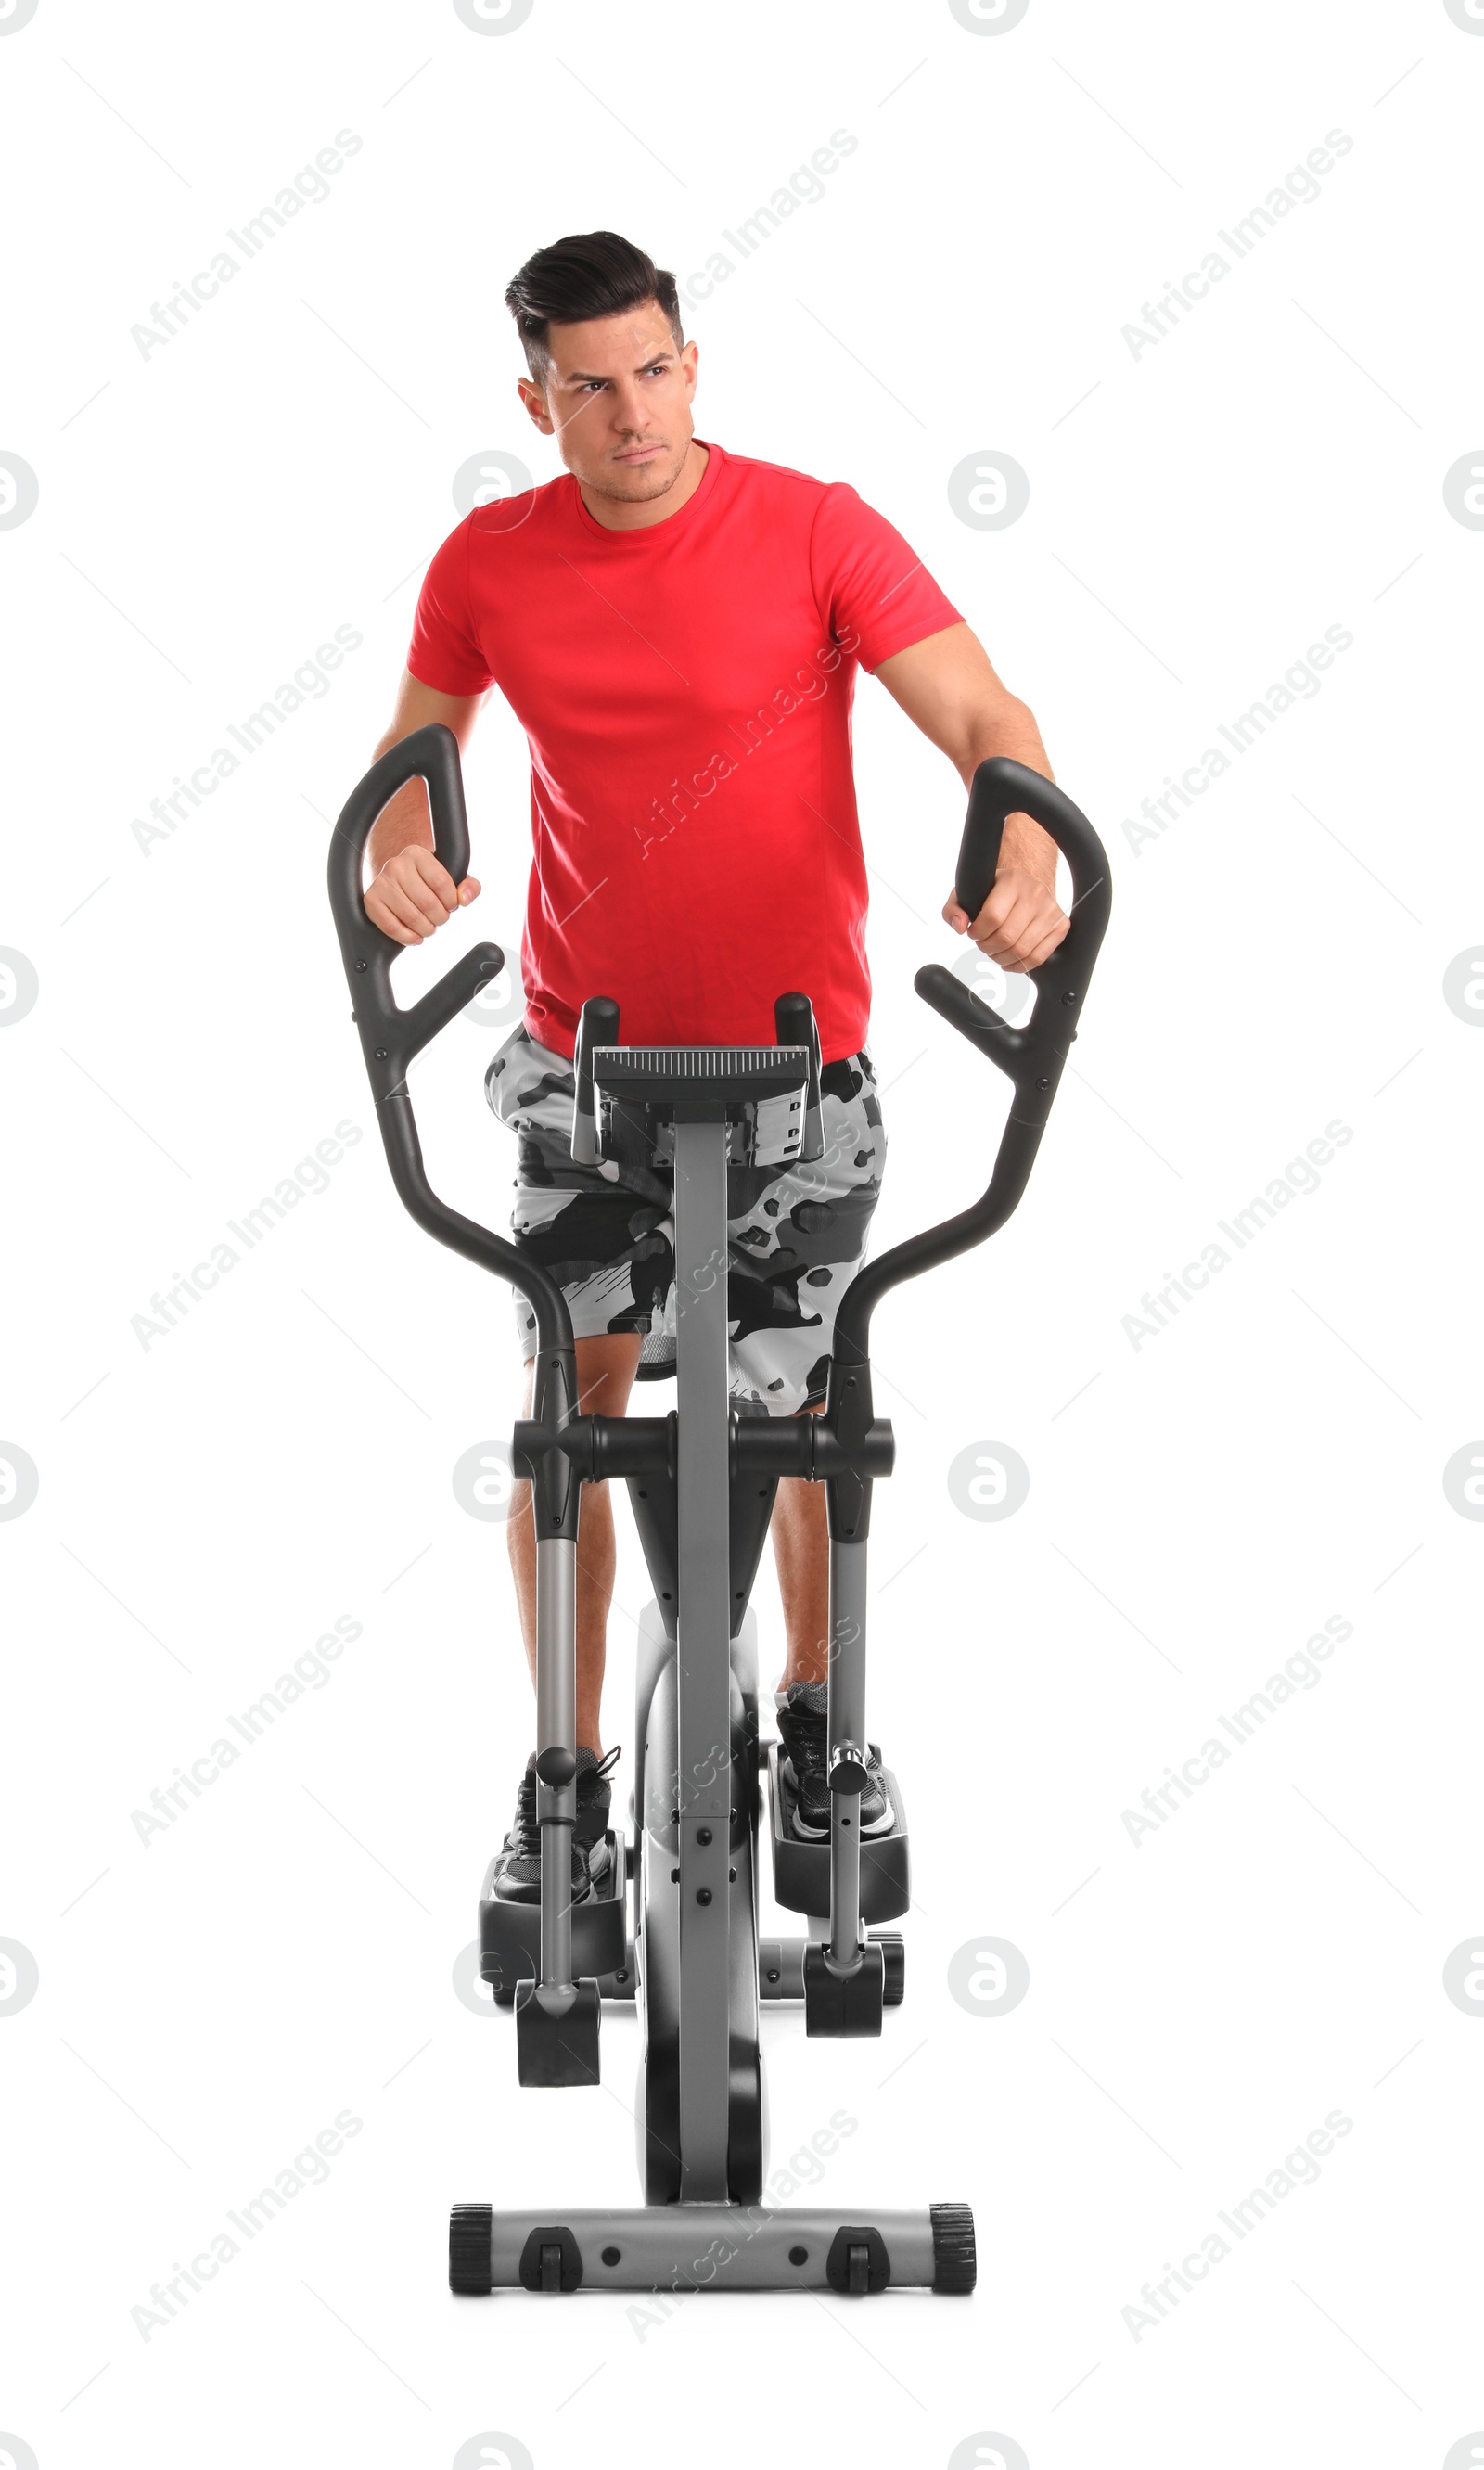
left=364, top=746, right=482, bottom=946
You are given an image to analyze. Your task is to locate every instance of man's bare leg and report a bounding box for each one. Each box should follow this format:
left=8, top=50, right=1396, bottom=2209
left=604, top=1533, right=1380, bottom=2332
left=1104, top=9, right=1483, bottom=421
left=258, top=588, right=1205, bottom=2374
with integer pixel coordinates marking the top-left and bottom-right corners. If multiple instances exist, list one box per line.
left=505, top=1331, right=643, bottom=1754
left=770, top=1403, right=892, bottom=1838
left=510, top=1353, right=833, bottom=1738
left=771, top=1464, right=831, bottom=1687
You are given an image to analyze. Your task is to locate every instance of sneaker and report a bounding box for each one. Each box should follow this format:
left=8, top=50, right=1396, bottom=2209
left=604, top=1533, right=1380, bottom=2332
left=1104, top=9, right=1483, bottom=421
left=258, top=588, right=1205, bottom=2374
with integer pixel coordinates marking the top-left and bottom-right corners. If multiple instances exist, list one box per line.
left=774, top=1683, right=894, bottom=1842
left=490, top=1745, right=620, bottom=1904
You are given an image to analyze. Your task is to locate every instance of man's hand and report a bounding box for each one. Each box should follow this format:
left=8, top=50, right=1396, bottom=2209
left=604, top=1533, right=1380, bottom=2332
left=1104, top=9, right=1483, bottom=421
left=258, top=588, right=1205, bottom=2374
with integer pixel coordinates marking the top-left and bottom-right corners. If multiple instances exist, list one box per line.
left=365, top=845, right=481, bottom=946
left=943, top=833, right=1068, bottom=974
left=364, top=672, right=487, bottom=944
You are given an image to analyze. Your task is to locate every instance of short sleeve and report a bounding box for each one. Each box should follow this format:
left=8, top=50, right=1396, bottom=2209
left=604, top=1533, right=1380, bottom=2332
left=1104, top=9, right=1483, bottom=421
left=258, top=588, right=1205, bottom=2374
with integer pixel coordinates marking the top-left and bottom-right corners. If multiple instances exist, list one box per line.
left=406, top=518, right=494, bottom=697
left=808, top=483, right=963, bottom=673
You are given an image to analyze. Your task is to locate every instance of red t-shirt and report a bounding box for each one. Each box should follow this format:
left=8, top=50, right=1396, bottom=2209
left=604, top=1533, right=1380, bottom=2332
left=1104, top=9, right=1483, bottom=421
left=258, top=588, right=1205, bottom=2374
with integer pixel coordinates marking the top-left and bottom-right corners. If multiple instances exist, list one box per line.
left=406, top=440, right=961, bottom=1061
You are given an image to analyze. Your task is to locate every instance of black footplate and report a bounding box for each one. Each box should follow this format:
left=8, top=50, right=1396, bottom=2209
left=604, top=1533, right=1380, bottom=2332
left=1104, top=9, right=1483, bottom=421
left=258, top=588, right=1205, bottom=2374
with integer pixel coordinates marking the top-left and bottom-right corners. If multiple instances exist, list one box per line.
left=766, top=1747, right=910, bottom=1923
left=480, top=1830, right=628, bottom=2003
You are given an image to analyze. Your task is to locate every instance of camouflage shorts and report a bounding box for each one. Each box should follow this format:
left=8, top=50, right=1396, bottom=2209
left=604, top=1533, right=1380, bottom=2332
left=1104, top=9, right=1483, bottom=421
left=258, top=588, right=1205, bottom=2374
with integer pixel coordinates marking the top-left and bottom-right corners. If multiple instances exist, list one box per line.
left=484, top=1025, right=887, bottom=1414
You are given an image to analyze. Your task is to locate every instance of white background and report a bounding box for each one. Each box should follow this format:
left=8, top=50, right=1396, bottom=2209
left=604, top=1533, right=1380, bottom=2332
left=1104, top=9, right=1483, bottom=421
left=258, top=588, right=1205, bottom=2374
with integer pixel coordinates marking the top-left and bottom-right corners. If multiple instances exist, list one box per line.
left=3, top=2, right=1482, bottom=2464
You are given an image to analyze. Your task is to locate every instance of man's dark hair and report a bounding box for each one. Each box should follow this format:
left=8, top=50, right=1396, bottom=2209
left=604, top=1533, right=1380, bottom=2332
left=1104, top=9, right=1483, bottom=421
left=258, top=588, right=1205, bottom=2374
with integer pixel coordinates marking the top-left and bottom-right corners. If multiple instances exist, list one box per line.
left=504, top=230, right=683, bottom=379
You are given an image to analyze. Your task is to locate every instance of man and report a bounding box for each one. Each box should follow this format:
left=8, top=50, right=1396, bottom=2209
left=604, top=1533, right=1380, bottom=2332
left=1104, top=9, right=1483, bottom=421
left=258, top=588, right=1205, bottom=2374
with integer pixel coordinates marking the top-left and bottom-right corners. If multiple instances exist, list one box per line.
left=366, top=231, right=1068, bottom=1900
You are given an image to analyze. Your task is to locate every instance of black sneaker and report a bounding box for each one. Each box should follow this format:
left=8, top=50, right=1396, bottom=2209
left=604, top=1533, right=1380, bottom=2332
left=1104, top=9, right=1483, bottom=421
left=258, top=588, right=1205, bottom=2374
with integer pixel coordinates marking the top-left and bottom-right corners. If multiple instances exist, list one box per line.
left=490, top=1746, right=620, bottom=1903
left=774, top=1683, right=894, bottom=1842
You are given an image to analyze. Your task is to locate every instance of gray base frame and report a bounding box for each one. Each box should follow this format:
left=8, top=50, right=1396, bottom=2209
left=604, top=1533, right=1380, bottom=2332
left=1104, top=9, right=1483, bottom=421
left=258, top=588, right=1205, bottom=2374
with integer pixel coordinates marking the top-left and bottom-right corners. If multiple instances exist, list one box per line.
left=480, top=2205, right=940, bottom=2292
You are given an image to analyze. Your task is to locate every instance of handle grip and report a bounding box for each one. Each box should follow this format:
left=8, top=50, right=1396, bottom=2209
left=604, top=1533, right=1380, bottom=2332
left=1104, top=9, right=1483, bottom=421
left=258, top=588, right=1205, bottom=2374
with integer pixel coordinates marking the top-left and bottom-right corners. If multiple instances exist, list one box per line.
left=831, top=759, right=1111, bottom=1366
left=935, top=758, right=1111, bottom=1122
left=954, top=812, right=1004, bottom=926
left=326, top=726, right=575, bottom=1357
left=571, top=996, right=620, bottom=1165
left=774, top=992, right=824, bottom=1162
left=954, top=757, right=1106, bottom=924
left=327, top=722, right=471, bottom=938
left=327, top=723, right=502, bottom=1095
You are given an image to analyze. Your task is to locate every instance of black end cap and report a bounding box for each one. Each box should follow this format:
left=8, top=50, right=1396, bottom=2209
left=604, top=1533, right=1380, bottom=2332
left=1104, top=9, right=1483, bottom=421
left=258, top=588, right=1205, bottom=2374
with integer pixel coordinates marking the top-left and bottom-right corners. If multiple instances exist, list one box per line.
left=872, top=1931, right=906, bottom=2006
left=449, top=2203, right=493, bottom=2295
left=930, top=2201, right=976, bottom=2294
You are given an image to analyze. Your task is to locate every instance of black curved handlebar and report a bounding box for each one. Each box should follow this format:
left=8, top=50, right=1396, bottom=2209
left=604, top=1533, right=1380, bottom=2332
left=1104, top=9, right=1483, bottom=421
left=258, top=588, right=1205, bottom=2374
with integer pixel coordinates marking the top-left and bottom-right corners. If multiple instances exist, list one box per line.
left=327, top=734, right=1108, bottom=1381
left=326, top=723, right=574, bottom=1352
left=831, top=758, right=1111, bottom=1365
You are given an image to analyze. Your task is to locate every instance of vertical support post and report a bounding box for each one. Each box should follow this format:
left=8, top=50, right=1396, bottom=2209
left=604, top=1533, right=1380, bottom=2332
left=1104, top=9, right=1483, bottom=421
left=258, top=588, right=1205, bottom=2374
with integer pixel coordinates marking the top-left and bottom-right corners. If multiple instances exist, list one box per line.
left=826, top=1535, right=869, bottom=1966
left=535, top=1535, right=578, bottom=1990
left=672, top=1118, right=734, bottom=2200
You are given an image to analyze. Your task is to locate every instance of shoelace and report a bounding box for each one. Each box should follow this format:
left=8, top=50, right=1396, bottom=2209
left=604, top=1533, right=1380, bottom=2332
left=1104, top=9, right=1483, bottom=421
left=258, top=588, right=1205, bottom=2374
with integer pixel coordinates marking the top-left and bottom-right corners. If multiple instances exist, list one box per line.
left=779, top=1708, right=829, bottom=1793
left=505, top=1767, right=540, bottom=1862
left=573, top=1746, right=620, bottom=1887
left=505, top=1747, right=622, bottom=1876
left=583, top=1745, right=622, bottom=1796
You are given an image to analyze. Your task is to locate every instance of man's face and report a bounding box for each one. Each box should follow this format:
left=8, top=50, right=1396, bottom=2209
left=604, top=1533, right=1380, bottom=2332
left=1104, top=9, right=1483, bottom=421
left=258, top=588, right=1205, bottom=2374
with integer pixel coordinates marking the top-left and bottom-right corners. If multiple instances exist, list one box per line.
left=518, top=301, right=698, bottom=506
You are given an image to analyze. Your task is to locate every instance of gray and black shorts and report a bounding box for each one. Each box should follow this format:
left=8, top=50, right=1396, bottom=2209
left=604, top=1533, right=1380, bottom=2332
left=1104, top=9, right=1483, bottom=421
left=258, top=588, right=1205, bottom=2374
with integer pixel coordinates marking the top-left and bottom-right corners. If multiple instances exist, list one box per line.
left=485, top=1025, right=887, bottom=1415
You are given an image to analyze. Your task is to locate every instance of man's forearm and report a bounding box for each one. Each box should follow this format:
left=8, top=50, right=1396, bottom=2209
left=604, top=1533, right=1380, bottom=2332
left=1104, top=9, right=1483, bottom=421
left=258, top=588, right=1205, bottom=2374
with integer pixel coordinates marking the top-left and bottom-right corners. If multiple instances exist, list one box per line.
left=872, top=624, right=1070, bottom=968
left=959, top=696, right=1058, bottom=885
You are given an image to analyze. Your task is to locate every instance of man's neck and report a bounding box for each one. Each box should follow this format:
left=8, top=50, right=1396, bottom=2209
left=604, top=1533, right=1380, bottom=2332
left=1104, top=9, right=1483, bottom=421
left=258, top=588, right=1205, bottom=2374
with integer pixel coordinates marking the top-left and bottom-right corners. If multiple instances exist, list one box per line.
left=578, top=438, right=710, bottom=532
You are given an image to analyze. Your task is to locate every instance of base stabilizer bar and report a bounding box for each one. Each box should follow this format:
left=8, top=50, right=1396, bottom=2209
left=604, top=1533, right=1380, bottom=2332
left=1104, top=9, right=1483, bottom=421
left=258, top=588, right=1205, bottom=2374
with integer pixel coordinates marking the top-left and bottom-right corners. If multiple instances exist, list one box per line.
left=450, top=2201, right=974, bottom=2295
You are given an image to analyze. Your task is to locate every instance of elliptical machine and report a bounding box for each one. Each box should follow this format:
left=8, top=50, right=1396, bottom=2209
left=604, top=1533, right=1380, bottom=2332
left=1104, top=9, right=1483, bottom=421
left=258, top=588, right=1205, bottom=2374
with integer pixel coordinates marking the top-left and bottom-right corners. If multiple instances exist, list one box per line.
left=327, top=726, right=1109, bottom=2297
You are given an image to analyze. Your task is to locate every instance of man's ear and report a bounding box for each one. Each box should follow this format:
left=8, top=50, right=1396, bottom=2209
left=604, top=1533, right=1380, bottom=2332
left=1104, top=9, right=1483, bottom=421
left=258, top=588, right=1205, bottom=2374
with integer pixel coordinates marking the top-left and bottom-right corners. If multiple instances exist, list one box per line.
left=518, top=377, right=555, bottom=436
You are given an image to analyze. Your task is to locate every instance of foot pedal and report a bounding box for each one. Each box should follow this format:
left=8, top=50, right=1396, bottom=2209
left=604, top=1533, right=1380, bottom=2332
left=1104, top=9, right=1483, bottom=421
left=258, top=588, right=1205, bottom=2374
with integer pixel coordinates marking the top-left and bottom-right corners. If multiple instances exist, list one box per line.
left=480, top=1829, right=627, bottom=2003
left=594, top=1938, right=637, bottom=2002
left=515, top=1977, right=602, bottom=2086
left=802, top=1939, right=885, bottom=2038
left=767, top=1747, right=910, bottom=1922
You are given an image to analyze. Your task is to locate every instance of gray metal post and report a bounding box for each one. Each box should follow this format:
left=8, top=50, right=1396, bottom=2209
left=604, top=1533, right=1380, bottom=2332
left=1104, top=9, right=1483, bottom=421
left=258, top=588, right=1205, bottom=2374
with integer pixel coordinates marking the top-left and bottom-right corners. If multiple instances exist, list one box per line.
left=826, top=1536, right=869, bottom=1968
left=672, top=1118, right=734, bottom=2199
left=535, top=1534, right=577, bottom=1990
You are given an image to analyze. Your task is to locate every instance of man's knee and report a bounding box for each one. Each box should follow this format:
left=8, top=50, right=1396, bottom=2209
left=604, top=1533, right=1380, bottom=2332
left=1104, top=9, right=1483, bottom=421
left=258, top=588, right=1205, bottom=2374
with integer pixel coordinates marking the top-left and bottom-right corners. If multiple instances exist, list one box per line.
left=573, top=1331, right=644, bottom=1414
